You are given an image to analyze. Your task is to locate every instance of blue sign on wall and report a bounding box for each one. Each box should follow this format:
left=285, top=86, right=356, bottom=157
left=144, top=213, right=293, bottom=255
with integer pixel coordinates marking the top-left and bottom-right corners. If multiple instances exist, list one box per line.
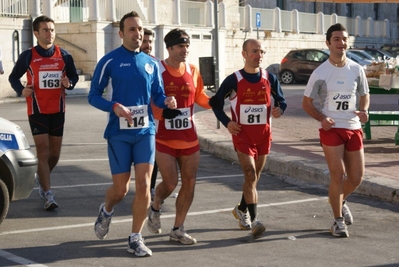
left=256, top=12, right=261, bottom=28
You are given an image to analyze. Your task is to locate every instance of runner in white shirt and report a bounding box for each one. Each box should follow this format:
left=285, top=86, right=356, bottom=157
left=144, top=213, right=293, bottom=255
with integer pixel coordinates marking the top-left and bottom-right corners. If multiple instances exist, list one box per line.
left=302, top=23, right=370, bottom=238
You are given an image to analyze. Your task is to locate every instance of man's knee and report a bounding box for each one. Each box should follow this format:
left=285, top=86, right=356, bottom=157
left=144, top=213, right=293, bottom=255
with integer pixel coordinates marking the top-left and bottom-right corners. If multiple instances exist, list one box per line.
left=347, top=175, right=363, bottom=187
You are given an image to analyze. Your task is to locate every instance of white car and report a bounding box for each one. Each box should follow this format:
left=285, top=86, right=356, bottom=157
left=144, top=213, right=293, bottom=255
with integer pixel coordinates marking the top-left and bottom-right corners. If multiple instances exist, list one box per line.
left=0, top=117, right=37, bottom=224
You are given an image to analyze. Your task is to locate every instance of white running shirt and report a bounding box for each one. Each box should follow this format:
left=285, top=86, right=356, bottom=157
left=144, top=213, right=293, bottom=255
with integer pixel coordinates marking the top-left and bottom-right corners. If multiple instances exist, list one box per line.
left=304, top=59, right=369, bottom=129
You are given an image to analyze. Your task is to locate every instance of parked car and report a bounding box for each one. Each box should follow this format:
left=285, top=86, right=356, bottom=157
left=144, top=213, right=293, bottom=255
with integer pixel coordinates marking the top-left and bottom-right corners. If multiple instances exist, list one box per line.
left=346, top=51, right=374, bottom=66
left=279, top=48, right=375, bottom=84
left=279, top=49, right=329, bottom=84
left=323, top=50, right=373, bottom=67
left=351, top=47, right=394, bottom=61
left=348, top=49, right=376, bottom=61
left=381, top=44, right=399, bottom=57
left=0, top=117, right=37, bottom=224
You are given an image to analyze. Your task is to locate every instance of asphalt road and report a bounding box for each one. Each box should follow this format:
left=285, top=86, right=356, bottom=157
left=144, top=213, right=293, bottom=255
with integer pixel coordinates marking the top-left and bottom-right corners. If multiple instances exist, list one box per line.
left=0, top=96, right=398, bottom=267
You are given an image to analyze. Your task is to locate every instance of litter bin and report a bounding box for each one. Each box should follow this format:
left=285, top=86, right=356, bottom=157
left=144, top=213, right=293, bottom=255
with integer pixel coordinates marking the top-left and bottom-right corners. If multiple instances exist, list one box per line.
left=199, top=57, right=215, bottom=89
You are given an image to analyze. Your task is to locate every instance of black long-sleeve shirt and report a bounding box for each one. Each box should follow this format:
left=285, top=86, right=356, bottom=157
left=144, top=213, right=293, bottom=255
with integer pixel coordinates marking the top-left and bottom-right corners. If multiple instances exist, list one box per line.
left=212, top=69, right=287, bottom=128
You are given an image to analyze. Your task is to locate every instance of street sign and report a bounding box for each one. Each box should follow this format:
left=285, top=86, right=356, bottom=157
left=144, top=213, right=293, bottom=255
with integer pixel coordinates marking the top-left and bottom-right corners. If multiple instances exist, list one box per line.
left=256, top=12, right=261, bottom=28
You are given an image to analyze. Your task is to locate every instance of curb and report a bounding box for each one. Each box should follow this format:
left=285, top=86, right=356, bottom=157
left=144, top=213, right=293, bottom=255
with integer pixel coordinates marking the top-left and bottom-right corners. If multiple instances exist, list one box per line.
left=195, top=111, right=399, bottom=204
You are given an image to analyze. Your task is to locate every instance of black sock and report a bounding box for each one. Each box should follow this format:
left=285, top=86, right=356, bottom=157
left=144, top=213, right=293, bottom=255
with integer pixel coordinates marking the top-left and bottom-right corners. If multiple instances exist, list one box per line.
left=247, top=204, right=257, bottom=222
left=238, top=194, right=247, bottom=212
left=172, top=226, right=179, bottom=231
left=151, top=205, right=160, bottom=212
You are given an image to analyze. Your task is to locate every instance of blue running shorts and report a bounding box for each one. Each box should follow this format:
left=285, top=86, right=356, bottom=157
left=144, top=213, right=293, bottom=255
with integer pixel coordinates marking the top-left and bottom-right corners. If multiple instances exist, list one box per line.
left=107, top=134, right=155, bottom=175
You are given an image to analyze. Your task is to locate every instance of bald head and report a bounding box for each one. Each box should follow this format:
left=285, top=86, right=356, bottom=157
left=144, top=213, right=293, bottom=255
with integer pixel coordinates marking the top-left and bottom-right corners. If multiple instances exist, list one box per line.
left=242, top=39, right=262, bottom=51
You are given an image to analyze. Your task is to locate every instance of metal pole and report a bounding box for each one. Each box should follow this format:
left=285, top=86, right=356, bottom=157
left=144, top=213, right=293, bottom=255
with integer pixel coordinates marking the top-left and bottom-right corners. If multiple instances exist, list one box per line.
left=213, top=0, right=220, bottom=129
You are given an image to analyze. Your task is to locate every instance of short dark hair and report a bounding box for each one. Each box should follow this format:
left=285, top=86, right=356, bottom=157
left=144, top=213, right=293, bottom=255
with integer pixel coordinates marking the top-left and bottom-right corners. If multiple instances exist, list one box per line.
left=164, top=28, right=190, bottom=48
left=143, top=28, right=154, bottom=37
left=120, top=11, right=140, bottom=32
left=32, top=15, right=55, bottom=32
left=326, top=23, right=347, bottom=42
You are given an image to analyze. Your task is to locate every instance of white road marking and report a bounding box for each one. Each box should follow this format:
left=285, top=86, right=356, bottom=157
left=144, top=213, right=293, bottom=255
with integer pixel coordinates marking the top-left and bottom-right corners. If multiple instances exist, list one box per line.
left=0, top=197, right=327, bottom=236
left=58, top=158, right=109, bottom=162
left=33, top=174, right=246, bottom=190
left=0, top=249, right=48, bottom=267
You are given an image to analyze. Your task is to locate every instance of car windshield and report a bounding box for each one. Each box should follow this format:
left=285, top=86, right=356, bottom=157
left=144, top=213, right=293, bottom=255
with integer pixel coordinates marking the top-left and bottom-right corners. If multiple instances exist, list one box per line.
left=349, top=50, right=375, bottom=61
left=346, top=52, right=364, bottom=62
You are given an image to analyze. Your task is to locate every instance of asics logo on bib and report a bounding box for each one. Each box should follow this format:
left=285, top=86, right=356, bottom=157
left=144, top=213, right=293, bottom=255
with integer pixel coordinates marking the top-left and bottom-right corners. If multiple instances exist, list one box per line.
left=244, top=106, right=264, bottom=113
left=120, top=63, right=131, bottom=67
left=132, top=109, right=145, bottom=115
left=42, top=73, right=60, bottom=79
left=333, top=93, right=352, bottom=100
left=180, top=110, right=189, bottom=116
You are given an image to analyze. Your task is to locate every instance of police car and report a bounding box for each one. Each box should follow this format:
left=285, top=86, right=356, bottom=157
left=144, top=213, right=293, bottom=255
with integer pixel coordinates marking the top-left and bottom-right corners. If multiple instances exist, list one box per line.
left=0, top=117, right=37, bottom=224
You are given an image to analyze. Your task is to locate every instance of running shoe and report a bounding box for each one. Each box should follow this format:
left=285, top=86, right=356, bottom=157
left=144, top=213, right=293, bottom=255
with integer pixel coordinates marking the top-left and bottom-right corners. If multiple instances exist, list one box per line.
left=251, top=220, right=266, bottom=238
left=232, top=204, right=251, bottom=230
left=330, top=217, right=349, bottom=237
left=147, top=207, right=162, bottom=234
left=342, top=200, right=353, bottom=225
left=127, top=234, right=152, bottom=257
left=94, top=203, right=113, bottom=239
left=43, top=191, right=58, bottom=211
left=169, top=226, right=197, bottom=245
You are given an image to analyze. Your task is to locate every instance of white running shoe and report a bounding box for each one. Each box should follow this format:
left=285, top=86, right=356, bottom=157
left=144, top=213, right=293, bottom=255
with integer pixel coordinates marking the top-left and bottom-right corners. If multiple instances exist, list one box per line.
left=43, top=191, right=58, bottom=211
left=342, top=200, right=353, bottom=225
left=147, top=207, right=162, bottom=234
left=94, top=203, right=113, bottom=239
left=127, top=234, right=152, bottom=257
left=169, top=226, right=197, bottom=245
left=330, top=217, right=349, bottom=237
left=251, top=220, right=266, bottom=238
left=232, top=204, right=251, bottom=230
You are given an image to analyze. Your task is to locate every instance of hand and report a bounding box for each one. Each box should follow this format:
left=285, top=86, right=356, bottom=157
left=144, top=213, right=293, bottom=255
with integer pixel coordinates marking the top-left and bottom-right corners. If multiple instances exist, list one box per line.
left=227, top=121, right=241, bottom=136
left=354, top=110, right=369, bottom=124
left=321, top=116, right=335, bottom=131
left=0, top=70, right=4, bottom=75
left=113, top=104, right=133, bottom=125
left=272, top=106, right=283, bottom=118
left=164, top=96, right=177, bottom=109
left=22, top=84, right=34, bottom=97
left=162, top=108, right=182, bottom=119
left=61, top=77, right=71, bottom=89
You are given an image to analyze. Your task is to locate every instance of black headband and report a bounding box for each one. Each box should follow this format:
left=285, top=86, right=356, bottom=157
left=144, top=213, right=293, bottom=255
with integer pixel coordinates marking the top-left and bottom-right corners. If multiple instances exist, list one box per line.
left=166, top=37, right=190, bottom=48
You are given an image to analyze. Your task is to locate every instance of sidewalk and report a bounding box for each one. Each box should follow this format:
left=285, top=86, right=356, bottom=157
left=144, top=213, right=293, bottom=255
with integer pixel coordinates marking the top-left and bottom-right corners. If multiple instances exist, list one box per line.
left=195, top=89, right=399, bottom=204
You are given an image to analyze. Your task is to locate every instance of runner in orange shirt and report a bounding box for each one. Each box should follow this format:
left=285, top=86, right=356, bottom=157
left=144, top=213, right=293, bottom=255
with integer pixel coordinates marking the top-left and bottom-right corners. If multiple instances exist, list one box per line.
left=147, top=28, right=211, bottom=245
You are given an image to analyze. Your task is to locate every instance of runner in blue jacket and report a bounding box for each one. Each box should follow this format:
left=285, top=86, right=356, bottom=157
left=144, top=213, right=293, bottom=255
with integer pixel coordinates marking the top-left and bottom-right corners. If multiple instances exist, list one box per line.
left=88, top=11, right=178, bottom=257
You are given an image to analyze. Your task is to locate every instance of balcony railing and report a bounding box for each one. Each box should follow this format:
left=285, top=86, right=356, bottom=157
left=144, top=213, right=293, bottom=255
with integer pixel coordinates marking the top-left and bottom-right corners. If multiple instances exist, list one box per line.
left=0, top=0, right=396, bottom=39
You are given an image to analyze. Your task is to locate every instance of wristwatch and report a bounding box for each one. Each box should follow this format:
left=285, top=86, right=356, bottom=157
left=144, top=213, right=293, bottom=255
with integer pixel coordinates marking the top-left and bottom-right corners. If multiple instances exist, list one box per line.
left=68, top=80, right=73, bottom=89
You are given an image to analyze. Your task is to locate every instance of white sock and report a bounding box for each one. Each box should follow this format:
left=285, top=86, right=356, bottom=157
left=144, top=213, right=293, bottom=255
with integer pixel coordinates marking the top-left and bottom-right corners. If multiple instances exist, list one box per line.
left=102, top=206, right=114, bottom=216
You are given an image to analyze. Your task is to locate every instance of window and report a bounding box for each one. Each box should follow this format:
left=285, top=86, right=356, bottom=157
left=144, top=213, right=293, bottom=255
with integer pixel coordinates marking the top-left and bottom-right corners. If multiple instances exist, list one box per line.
left=346, top=4, right=352, bottom=17
left=276, top=0, right=285, bottom=10
left=374, top=4, right=379, bottom=20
